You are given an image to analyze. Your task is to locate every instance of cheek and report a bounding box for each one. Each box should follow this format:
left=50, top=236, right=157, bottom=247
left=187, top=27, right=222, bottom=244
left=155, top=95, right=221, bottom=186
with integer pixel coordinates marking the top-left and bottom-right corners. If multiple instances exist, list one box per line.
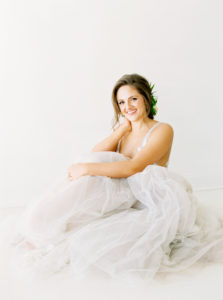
left=138, top=100, right=146, bottom=110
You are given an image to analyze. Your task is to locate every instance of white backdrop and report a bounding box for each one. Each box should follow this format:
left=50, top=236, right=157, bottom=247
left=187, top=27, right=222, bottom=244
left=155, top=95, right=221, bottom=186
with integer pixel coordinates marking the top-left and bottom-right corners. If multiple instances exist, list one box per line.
left=0, top=0, right=223, bottom=206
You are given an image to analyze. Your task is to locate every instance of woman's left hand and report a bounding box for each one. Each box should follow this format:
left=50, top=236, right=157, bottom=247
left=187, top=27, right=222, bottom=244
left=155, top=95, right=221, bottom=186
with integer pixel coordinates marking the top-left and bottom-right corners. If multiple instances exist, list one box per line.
left=67, top=163, right=87, bottom=181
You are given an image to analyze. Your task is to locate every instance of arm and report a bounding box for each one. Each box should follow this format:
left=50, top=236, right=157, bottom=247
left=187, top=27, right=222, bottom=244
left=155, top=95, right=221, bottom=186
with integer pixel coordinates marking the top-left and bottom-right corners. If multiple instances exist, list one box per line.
left=130, top=123, right=174, bottom=172
left=68, top=119, right=133, bottom=181
left=91, top=125, right=127, bottom=152
left=84, top=159, right=135, bottom=178
left=68, top=158, right=135, bottom=181
left=83, top=123, right=174, bottom=178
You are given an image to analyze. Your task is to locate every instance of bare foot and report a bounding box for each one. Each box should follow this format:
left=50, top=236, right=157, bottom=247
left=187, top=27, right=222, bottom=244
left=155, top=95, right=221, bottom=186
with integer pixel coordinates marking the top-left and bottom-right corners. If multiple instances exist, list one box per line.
left=25, top=240, right=36, bottom=250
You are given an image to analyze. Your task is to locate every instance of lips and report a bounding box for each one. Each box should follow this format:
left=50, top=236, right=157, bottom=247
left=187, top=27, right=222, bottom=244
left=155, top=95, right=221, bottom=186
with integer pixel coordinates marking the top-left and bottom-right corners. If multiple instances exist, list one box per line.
left=126, top=110, right=137, bottom=115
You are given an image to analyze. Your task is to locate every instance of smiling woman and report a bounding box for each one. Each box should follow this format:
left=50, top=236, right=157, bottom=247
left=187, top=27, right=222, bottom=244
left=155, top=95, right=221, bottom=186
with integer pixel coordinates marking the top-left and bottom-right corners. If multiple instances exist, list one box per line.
left=117, top=89, right=146, bottom=118
left=2, top=73, right=223, bottom=283
left=111, top=73, right=158, bottom=128
left=90, top=74, right=173, bottom=171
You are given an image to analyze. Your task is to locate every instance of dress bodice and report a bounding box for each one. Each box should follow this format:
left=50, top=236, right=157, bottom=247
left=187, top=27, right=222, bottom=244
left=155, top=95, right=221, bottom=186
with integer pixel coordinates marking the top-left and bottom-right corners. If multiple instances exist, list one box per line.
left=116, top=122, right=169, bottom=167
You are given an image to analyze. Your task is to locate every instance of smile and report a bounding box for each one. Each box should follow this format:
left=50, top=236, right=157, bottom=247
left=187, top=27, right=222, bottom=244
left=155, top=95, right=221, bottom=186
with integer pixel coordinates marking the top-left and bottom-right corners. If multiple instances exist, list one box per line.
left=126, top=110, right=137, bottom=115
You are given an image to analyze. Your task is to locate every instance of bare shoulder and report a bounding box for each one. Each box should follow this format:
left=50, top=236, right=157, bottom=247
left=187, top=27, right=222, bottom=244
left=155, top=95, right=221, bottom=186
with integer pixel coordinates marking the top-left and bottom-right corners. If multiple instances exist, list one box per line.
left=152, top=122, right=174, bottom=141
left=159, top=122, right=174, bottom=134
left=131, top=122, right=174, bottom=171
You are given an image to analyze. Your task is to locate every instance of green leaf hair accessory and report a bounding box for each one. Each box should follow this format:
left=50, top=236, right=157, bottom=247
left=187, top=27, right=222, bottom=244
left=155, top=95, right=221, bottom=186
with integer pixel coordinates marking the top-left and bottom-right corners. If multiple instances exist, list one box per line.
left=150, top=83, right=158, bottom=116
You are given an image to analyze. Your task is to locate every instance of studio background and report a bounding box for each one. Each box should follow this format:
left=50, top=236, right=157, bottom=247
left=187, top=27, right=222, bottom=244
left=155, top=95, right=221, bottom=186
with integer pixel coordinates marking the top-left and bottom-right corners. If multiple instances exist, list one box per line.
left=1, top=0, right=222, bottom=207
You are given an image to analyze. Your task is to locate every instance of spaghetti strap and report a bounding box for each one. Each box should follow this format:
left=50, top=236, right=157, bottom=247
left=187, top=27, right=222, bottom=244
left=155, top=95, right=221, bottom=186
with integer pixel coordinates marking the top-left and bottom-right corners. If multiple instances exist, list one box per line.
left=138, top=122, right=162, bottom=150
left=117, top=122, right=162, bottom=153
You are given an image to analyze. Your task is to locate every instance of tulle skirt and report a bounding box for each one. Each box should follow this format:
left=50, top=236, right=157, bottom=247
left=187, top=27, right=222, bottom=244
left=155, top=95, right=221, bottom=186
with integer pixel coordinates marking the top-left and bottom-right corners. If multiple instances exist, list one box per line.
left=1, top=151, right=223, bottom=282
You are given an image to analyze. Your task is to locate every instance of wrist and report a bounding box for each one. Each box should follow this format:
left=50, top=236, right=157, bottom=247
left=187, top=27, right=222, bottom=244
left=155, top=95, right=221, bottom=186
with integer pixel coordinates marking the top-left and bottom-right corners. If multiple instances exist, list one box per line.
left=81, top=163, right=89, bottom=176
left=116, top=124, right=129, bottom=137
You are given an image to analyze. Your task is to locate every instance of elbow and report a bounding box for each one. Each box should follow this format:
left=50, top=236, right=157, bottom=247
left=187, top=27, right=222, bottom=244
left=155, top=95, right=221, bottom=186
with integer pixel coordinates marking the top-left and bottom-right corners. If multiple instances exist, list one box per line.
left=91, top=146, right=101, bottom=152
left=128, top=160, right=150, bottom=175
left=126, top=160, right=140, bottom=177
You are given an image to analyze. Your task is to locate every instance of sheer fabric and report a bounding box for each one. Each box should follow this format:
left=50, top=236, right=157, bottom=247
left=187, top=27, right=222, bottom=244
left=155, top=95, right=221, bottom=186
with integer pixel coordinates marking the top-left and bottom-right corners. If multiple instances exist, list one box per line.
left=0, top=135, right=223, bottom=282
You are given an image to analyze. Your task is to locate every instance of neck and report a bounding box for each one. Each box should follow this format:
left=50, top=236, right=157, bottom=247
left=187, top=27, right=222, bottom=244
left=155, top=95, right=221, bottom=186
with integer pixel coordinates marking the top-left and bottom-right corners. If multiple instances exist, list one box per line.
left=130, top=116, right=153, bottom=133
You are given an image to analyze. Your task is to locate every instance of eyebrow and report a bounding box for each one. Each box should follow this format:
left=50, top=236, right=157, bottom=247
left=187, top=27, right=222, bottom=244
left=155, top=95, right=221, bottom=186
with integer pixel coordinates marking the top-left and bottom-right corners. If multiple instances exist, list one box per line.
left=117, top=95, right=138, bottom=102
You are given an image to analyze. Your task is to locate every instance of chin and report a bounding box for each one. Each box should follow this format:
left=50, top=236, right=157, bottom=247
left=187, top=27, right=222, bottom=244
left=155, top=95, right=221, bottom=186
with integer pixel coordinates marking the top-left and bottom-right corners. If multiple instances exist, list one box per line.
left=127, top=114, right=140, bottom=121
left=126, top=112, right=138, bottom=119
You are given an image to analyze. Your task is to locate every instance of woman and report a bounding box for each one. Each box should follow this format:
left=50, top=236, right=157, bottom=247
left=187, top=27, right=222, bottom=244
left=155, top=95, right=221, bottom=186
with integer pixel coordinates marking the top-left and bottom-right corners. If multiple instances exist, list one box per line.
left=67, top=76, right=173, bottom=181
left=4, top=74, right=223, bottom=281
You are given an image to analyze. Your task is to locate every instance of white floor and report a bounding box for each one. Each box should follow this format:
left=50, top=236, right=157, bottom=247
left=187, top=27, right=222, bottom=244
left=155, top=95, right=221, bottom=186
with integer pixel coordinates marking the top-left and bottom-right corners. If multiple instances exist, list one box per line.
left=0, top=188, right=223, bottom=300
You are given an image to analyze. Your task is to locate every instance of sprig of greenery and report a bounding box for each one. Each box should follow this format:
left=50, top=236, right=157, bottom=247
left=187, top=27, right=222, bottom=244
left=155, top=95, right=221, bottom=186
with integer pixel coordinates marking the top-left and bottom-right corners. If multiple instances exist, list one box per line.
left=150, top=83, right=158, bottom=116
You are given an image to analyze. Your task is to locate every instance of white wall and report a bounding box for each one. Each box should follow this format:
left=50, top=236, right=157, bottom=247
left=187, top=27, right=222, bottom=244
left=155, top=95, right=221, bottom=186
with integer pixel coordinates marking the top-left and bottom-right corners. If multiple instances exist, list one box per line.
left=0, top=0, right=223, bottom=206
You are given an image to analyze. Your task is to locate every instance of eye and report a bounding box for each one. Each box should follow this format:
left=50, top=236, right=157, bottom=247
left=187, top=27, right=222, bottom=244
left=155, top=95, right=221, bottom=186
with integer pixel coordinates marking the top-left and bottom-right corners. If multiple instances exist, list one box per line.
left=118, top=101, right=124, bottom=105
left=132, top=97, right=137, bottom=101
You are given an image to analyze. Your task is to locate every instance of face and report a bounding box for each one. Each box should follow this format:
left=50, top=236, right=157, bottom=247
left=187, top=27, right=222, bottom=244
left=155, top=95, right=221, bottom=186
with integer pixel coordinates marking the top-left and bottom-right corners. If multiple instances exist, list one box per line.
left=116, top=85, right=148, bottom=121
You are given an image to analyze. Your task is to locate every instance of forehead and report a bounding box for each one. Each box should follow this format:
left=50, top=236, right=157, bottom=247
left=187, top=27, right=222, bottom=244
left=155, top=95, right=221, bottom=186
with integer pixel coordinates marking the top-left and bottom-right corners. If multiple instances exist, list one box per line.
left=117, top=85, right=140, bottom=100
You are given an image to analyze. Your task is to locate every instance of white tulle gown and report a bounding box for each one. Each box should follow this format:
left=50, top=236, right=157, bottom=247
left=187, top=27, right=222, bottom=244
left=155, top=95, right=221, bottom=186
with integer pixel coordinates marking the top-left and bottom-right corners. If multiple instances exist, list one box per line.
left=1, top=122, right=223, bottom=282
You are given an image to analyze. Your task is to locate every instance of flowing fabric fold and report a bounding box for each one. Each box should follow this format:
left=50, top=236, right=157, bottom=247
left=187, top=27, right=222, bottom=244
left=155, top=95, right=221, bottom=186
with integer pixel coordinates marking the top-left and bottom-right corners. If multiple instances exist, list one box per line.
left=0, top=151, right=223, bottom=281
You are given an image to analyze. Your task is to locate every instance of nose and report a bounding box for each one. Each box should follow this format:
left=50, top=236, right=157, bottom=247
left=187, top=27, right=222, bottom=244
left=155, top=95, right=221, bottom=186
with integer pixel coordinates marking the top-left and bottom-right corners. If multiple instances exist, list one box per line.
left=124, top=100, right=133, bottom=111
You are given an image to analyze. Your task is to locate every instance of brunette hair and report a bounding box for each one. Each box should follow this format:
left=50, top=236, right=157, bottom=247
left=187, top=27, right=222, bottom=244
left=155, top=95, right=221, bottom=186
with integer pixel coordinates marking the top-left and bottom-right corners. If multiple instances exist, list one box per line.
left=111, top=73, right=156, bottom=130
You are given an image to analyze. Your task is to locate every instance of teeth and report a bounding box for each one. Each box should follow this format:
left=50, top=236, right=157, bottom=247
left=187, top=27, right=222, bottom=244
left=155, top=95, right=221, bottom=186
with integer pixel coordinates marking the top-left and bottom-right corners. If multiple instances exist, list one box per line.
left=127, top=110, right=136, bottom=114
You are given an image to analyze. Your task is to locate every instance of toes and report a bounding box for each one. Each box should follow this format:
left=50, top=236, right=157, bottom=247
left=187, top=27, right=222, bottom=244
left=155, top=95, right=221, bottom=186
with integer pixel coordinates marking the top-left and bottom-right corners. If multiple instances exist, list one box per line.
left=25, top=241, right=36, bottom=250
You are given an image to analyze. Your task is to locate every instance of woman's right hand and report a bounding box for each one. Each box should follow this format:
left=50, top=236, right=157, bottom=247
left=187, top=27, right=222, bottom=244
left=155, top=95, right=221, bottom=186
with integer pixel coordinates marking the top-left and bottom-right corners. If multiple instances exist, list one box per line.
left=119, top=117, right=132, bottom=134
